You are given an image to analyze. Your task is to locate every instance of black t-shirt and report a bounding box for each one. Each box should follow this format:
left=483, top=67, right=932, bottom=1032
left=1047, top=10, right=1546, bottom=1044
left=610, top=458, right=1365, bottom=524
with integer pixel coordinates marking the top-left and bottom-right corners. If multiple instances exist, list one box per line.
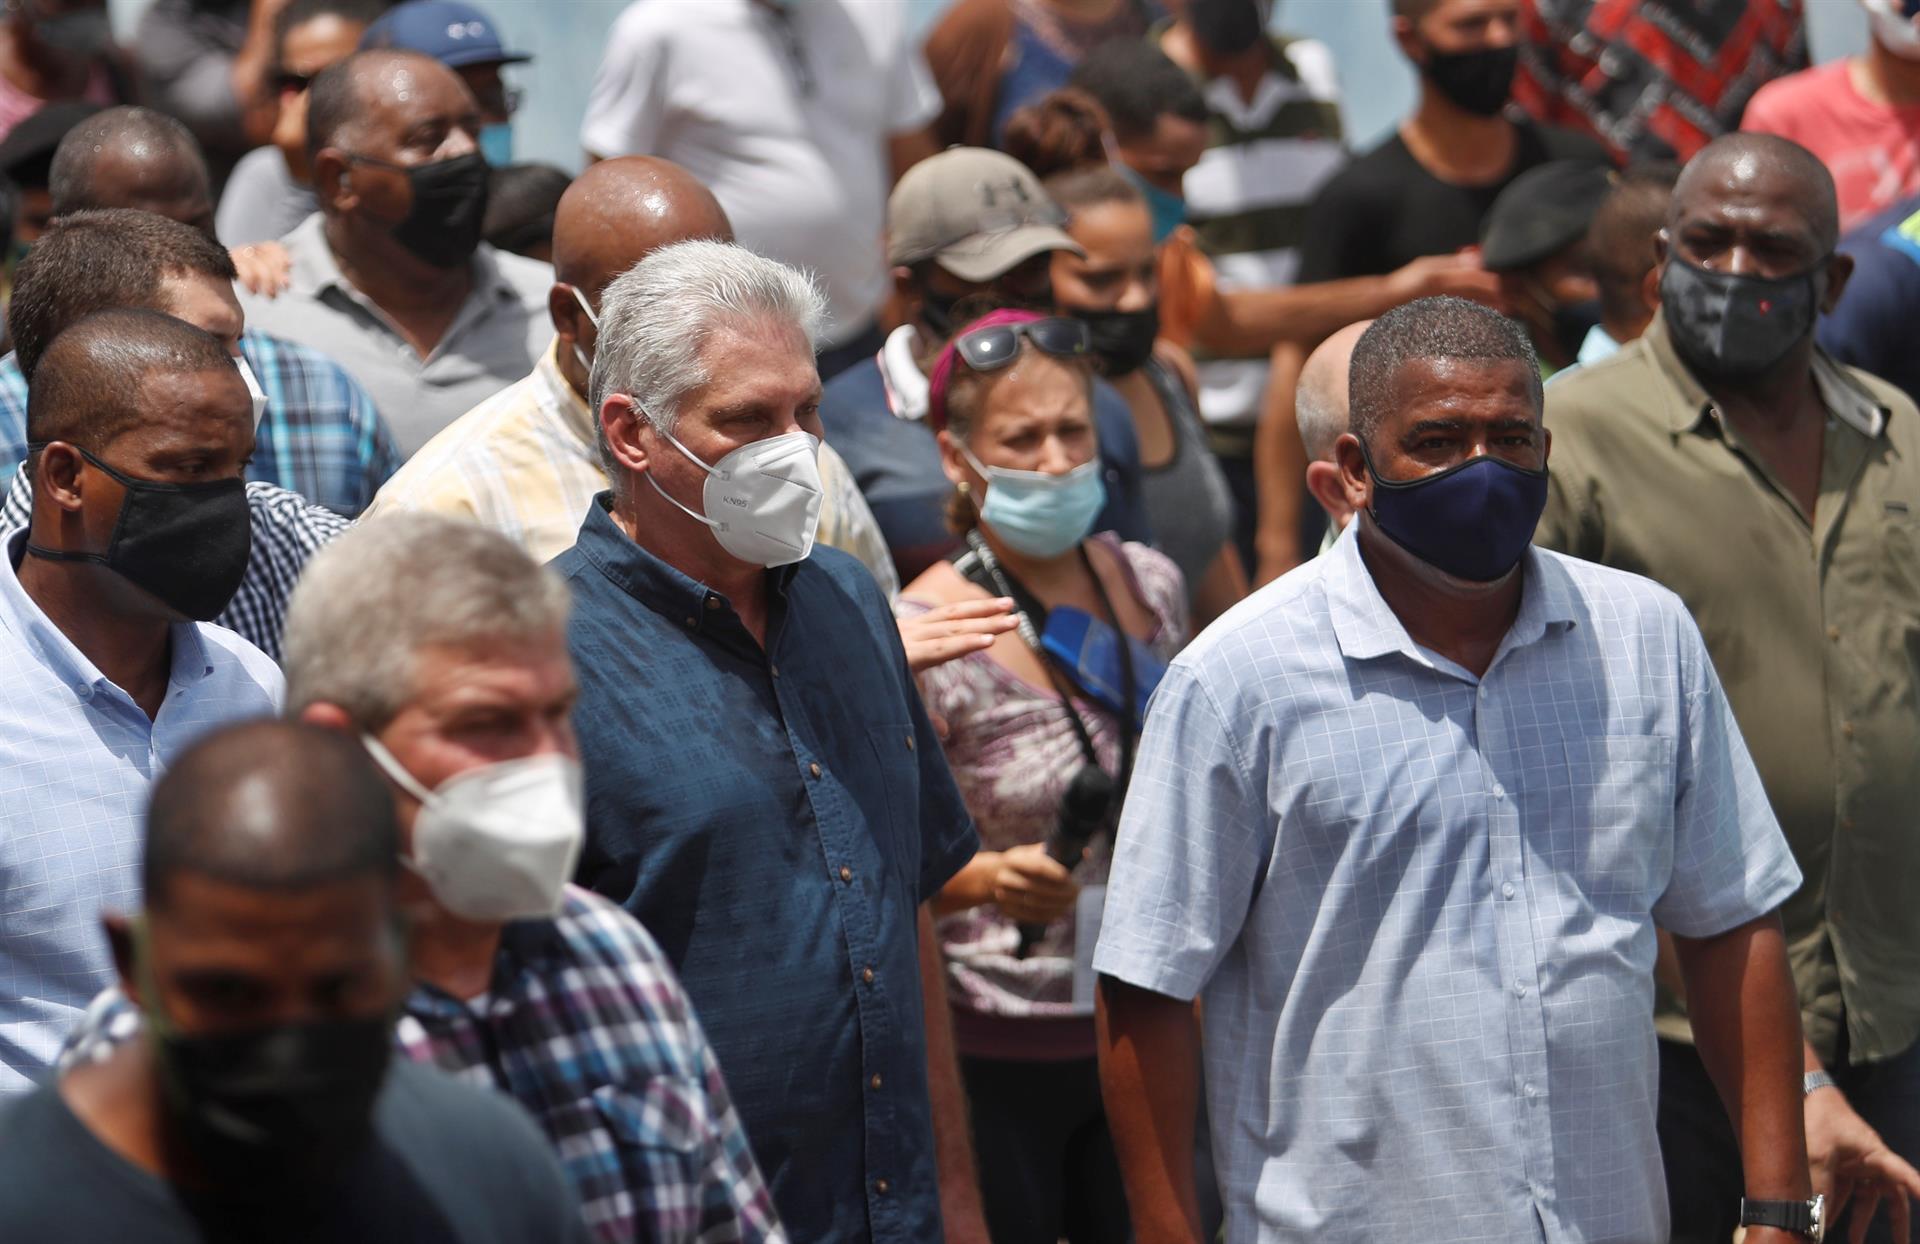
left=0, top=1060, right=592, bottom=1243
left=1296, top=120, right=1612, bottom=282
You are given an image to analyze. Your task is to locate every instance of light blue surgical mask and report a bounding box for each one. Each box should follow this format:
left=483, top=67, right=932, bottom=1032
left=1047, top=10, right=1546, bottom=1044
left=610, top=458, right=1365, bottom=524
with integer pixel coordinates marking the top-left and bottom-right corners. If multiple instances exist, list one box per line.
left=1118, top=165, right=1185, bottom=245
left=960, top=443, right=1106, bottom=559
left=479, top=123, right=514, bottom=167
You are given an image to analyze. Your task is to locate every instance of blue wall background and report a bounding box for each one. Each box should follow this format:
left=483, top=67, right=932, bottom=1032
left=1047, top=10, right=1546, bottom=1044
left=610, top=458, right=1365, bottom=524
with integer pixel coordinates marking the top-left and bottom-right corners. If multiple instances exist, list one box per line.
left=106, top=0, right=1875, bottom=173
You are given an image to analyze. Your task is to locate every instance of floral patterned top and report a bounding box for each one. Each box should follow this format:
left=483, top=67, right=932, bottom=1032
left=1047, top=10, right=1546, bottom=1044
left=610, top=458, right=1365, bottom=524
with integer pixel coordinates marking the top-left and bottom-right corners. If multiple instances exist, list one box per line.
left=897, top=535, right=1188, bottom=1036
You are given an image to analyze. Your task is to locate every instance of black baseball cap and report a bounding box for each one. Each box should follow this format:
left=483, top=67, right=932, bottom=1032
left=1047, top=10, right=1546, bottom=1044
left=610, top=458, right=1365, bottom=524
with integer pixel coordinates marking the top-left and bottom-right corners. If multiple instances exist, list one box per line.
left=1481, top=160, right=1615, bottom=272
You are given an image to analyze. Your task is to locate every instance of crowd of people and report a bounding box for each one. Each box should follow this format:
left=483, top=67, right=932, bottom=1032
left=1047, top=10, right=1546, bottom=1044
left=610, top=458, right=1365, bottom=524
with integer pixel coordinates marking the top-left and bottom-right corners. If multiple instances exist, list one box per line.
left=0, top=0, right=1913, bottom=1242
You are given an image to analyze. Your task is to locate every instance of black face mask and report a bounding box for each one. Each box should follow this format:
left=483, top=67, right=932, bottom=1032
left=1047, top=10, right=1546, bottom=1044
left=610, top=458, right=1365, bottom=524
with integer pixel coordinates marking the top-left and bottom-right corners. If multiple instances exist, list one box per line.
left=154, top=1016, right=394, bottom=1182
left=1189, top=0, right=1266, bottom=56
left=353, top=151, right=490, bottom=269
left=1067, top=303, right=1160, bottom=376
left=25, top=445, right=251, bottom=622
left=1421, top=43, right=1518, bottom=117
left=1660, top=255, right=1822, bottom=381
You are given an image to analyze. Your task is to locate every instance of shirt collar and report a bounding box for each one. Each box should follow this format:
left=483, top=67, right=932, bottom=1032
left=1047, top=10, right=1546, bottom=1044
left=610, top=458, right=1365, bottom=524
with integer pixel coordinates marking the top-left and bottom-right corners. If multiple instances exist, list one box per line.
left=1323, top=522, right=1578, bottom=675
left=0, top=529, right=213, bottom=700
left=573, top=492, right=796, bottom=632
left=1644, top=310, right=1890, bottom=439
left=1575, top=323, right=1619, bottom=367
left=531, top=338, right=596, bottom=450
left=879, top=324, right=931, bottom=422
left=287, top=212, right=521, bottom=307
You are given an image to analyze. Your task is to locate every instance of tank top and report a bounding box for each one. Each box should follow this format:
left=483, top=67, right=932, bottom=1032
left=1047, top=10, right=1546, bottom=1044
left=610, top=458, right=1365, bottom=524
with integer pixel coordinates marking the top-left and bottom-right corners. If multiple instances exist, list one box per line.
left=1138, top=357, right=1237, bottom=601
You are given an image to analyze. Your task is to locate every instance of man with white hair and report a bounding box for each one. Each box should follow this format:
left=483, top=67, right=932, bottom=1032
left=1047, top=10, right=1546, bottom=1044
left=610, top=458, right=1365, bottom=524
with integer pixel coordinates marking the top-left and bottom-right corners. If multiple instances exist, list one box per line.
left=553, top=240, right=988, bottom=1244
left=1293, top=319, right=1371, bottom=549
left=60, top=514, right=786, bottom=1244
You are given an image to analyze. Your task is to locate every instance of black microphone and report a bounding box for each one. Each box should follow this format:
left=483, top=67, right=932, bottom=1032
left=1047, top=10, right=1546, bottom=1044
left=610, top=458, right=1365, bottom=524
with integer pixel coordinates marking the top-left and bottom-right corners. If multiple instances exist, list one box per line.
left=1015, top=765, right=1115, bottom=959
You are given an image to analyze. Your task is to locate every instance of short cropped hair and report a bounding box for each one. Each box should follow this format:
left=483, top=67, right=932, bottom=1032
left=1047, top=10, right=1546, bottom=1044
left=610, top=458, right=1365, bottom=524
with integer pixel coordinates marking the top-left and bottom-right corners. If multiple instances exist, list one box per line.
left=482, top=162, right=571, bottom=258
left=274, top=0, right=392, bottom=54
left=27, top=308, right=238, bottom=456
left=588, top=239, right=826, bottom=477
left=48, top=106, right=205, bottom=217
left=1068, top=41, right=1207, bottom=143
left=1589, top=162, right=1678, bottom=329
left=282, top=514, right=573, bottom=730
left=145, top=719, right=399, bottom=912
left=9, top=208, right=236, bottom=380
left=1348, top=297, right=1542, bottom=450
left=306, top=49, right=429, bottom=164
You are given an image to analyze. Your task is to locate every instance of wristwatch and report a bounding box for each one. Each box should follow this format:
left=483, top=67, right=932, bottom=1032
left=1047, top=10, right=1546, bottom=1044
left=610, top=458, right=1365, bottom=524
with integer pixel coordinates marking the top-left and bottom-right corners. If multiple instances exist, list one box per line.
left=1740, top=1194, right=1825, bottom=1241
left=1804, top=1070, right=1840, bottom=1096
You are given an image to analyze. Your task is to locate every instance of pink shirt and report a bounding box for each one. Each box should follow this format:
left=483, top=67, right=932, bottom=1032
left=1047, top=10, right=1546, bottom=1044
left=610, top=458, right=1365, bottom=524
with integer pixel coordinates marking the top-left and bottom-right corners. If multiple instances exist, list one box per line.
left=1743, top=59, right=1920, bottom=233
left=0, top=64, right=115, bottom=146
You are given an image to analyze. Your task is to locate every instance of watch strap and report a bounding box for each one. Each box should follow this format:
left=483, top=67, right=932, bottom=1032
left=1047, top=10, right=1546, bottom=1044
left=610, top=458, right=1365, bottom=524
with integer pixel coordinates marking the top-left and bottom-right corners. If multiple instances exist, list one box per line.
left=1804, top=1070, right=1840, bottom=1096
left=1740, top=1196, right=1822, bottom=1240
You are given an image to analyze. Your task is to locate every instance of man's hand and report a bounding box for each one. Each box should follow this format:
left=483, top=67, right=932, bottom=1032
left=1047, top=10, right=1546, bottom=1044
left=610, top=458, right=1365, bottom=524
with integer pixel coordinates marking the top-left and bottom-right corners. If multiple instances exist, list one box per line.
left=1388, top=250, right=1505, bottom=311
left=1806, top=1083, right=1920, bottom=1243
left=990, top=843, right=1079, bottom=926
left=900, top=598, right=1017, bottom=674
left=230, top=242, right=293, bottom=299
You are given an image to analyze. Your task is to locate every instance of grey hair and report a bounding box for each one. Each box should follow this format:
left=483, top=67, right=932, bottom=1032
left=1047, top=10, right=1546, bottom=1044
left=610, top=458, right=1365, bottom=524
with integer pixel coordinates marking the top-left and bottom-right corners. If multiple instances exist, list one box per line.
left=1293, top=361, right=1346, bottom=464
left=588, top=239, right=827, bottom=482
left=282, top=514, right=572, bottom=728
left=1348, top=297, right=1542, bottom=452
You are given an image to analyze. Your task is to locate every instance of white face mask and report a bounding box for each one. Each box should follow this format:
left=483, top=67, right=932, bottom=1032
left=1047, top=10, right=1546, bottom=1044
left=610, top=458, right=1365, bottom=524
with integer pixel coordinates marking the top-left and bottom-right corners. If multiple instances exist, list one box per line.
left=1866, top=0, right=1920, bottom=58
left=235, top=354, right=268, bottom=430
left=569, top=285, right=597, bottom=377
left=646, top=426, right=824, bottom=567
left=363, top=736, right=585, bottom=923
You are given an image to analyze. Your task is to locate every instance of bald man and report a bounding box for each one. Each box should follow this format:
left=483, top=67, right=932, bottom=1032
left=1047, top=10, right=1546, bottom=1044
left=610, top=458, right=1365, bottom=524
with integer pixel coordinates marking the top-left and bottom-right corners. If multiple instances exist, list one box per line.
left=0, top=720, right=590, bottom=1242
left=1294, top=319, right=1370, bottom=547
left=364, top=155, right=901, bottom=593
left=1541, top=132, right=1920, bottom=1244
left=240, top=50, right=552, bottom=456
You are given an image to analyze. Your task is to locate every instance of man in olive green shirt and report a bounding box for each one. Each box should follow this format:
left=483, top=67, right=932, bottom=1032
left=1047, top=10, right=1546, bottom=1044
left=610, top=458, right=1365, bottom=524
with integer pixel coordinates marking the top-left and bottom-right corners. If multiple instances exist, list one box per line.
left=1539, top=132, right=1920, bottom=1244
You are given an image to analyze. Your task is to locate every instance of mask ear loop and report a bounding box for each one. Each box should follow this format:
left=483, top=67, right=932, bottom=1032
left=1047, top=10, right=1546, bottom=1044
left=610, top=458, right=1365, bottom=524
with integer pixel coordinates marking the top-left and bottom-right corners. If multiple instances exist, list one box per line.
left=360, top=735, right=437, bottom=806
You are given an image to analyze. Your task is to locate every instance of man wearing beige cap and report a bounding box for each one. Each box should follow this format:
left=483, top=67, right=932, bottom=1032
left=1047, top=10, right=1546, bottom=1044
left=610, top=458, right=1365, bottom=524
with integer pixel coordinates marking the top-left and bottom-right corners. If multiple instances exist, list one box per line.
left=819, top=146, right=1151, bottom=582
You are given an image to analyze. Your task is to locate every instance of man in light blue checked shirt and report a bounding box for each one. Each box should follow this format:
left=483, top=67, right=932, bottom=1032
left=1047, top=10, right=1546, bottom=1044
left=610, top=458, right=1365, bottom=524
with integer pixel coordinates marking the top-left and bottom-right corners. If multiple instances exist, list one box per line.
left=1096, top=298, right=1816, bottom=1244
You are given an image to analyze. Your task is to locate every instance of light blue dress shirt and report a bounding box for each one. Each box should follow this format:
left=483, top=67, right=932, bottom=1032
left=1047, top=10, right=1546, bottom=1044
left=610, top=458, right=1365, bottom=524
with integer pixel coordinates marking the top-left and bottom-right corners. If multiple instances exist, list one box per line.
left=0, top=531, right=283, bottom=1091
left=1095, top=525, right=1801, bottom=1243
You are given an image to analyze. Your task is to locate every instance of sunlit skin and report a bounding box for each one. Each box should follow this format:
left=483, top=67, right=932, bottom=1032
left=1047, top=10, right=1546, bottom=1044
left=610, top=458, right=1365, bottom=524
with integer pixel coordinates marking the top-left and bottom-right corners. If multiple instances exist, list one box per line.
left=271, top=13, right=370, bottom=184
left=303, top=634, right=579, bottom=1001
left=601, top=317, right=823, bottom=646
left=1655, top=145, right=1852, bottom=519
left=1334, top=354, right=1546, bottom=676
left=82, top=144, right=215, bottom=236
left=907, top=349, right=1155, bottom=924
left=313, top=53, right=484, bottom=356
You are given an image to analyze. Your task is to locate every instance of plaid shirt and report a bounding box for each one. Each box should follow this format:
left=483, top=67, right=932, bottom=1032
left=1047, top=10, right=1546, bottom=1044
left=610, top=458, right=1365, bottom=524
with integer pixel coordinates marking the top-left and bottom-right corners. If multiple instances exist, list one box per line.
left=59, top=886, right=786, bottom=1244
left=2, top=465, right=347, bottom=661
left=0, top=330, right=401, bottom=517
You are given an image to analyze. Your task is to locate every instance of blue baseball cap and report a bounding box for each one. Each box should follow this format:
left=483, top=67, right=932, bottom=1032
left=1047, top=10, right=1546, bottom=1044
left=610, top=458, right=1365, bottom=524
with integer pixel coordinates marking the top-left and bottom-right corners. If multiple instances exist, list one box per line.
left=360, top=1, right=530, bottom=68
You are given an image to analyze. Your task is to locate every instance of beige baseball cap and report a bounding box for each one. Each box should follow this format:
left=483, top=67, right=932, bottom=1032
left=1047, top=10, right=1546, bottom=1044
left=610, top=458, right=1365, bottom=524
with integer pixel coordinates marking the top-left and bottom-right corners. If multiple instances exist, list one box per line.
left=887, top=147, right=1083, bottom=283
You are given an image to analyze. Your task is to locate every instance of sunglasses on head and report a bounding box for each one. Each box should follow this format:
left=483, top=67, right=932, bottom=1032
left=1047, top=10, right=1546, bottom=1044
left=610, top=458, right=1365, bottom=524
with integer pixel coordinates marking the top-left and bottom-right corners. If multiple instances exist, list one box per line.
left=954, top=318, right=1091, bottom=373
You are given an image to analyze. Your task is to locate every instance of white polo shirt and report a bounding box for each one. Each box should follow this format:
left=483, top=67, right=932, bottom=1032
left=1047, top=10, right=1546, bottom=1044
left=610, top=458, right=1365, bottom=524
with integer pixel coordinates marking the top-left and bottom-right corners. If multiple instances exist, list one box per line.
left=580, top=0, right=940, bottom=347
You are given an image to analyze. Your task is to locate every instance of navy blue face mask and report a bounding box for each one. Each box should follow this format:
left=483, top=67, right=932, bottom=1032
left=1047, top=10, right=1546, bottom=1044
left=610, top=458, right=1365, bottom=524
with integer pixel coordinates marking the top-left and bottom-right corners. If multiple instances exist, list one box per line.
left=1361, top=445, right=1548, bottom=583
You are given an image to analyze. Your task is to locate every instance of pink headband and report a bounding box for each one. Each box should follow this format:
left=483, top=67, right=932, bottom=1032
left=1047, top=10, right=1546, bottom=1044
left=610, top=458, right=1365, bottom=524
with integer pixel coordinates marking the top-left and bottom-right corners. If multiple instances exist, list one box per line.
left=926, top=307, right=1048, bottom=433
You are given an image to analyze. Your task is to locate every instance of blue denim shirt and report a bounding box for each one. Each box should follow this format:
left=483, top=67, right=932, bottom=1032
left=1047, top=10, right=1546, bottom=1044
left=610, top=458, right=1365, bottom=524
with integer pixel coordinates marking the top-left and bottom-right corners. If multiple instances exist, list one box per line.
left=553, top=495, right=977, bottom=1244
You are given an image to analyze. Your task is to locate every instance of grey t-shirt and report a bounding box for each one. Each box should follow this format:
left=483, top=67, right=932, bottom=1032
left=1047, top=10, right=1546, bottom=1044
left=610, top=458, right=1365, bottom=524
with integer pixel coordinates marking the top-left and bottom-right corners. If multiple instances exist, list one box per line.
left=1138, top=358, right=1236, bottom=602
left=0, top=1059, right=592, bottom=1243
left=216, top=145, right=319, bottom=247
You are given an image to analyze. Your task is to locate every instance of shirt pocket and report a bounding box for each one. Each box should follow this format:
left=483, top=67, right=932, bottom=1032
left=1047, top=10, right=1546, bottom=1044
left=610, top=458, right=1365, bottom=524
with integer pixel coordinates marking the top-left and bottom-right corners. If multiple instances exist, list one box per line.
left=590, top=1081, right=709, bottom=1226
left=1550, top=734, right=1676, bottom=912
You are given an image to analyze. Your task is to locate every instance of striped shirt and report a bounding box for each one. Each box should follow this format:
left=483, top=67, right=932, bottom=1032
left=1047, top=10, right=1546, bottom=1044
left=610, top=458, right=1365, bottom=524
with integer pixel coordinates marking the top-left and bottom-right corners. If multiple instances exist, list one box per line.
left=59, top=886, right=786, bottom=1244
left=1095, top=528, right=1801, bottom=1242
left=1169, top=32, right=1346, bottom=432
left=0, top=331, right=401, bottom=517
left=2, top=466, right=347, bottom=662
left=365, top=341, right=901, bottom=594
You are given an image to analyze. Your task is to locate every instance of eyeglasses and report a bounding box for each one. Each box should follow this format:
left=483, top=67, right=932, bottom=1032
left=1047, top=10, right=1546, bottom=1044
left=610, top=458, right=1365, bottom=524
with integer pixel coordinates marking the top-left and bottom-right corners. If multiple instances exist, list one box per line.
left=954, top=318, right=1092, bottom=373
